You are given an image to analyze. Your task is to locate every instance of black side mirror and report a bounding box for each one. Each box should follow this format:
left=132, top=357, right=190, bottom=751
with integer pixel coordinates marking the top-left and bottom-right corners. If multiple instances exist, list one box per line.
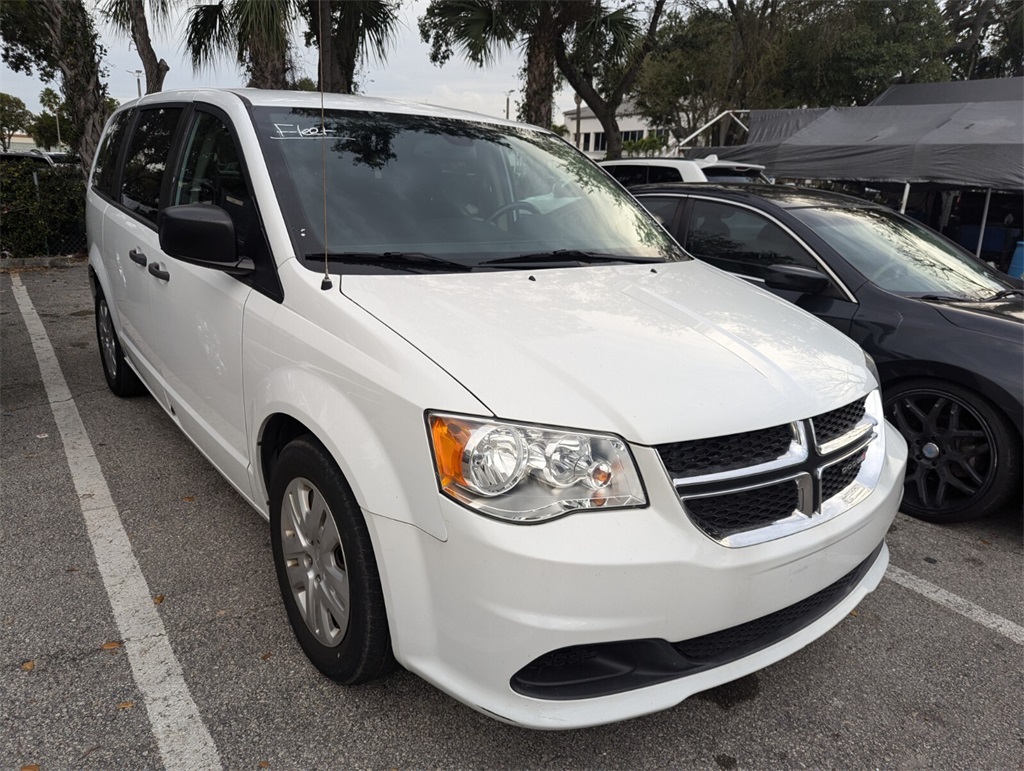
left=158, top=204, right=253, bottom=276
left=763, top=264, right=830, bottom=295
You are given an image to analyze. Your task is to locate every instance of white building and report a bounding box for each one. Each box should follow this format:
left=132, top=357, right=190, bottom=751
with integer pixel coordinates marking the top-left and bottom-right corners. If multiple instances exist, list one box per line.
left=561, top=101, right=668, bottom=159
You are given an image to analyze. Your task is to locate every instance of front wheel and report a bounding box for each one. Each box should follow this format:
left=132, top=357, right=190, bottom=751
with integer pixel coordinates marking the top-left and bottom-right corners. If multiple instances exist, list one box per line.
left=95, top=291, right=145, bottom=397
left=883, top=379, right=1021, bottom=523
left=269, top=435, right=395, bottom=683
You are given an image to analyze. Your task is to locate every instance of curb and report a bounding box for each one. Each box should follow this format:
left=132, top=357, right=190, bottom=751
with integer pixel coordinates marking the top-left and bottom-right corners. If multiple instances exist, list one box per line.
left=0, top=255, right=88, bottom=271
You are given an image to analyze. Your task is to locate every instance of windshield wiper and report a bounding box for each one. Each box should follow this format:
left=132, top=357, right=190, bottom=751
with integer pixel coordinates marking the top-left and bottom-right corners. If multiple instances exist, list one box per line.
left=479, top=249, right=659, bottom=266
left=913, top=293, right=974, bottom=303
left=983, top=288, right=1023, bottom=301
left=307, top=251, right=473, bottom=273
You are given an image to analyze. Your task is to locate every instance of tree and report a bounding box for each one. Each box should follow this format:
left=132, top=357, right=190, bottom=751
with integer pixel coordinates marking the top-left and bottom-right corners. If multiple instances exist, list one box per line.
left=100, top=0, right=171, bottom=94
left=419, top=0, right=561, bottom=127
left=184, top=0, right=299, bottom=89
left=944, top=0, right=1023, bottom=78
left=0, top=0, right=109, bottom=170
left=0, top=93, right=33, bottom=151
left=303, top=1, right=400, bottom=94
left=631, top=5, right=735, bottom=144
left=554, top=0, right=667, bottom=160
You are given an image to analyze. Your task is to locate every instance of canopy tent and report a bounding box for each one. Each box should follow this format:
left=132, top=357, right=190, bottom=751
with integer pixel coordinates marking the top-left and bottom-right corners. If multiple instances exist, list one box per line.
left=689, top=96, right=1022, bottom=189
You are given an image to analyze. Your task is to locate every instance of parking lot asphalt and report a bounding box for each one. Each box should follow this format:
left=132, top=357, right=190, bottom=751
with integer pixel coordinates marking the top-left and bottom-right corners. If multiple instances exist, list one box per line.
left=2, top=263, right=1022, bottom=770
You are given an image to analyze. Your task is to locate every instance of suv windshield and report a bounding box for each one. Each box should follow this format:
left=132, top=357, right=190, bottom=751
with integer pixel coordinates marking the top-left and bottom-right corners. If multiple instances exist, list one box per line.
left=791, top=206, right=1012, bottom=300
left=253, top=108, right=686, bottom=271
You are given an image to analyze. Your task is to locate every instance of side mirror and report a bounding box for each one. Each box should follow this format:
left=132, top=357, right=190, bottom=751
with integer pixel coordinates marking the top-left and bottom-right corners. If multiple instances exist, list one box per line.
left=763, top=264, right=829, bottom=295
left=158, top=204, right=253, bottom=275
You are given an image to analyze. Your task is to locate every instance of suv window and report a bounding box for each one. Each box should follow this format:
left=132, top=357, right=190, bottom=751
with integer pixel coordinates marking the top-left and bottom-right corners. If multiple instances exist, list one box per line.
left=606, top=165, right=647, bottom=187
left=93, top=111, right=131, bottom=197
left=119, top=107, right=183, bottom=225
left=686, top=199, right=818, bottom=279
left=173, top=111, right=259, bottom=256
left=637, top=196, right=682, bottom=230
left=647, top=166, right=682, bottom=184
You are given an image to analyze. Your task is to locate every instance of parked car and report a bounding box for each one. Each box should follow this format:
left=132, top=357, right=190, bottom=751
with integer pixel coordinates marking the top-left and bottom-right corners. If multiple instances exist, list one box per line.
left=87, top=90, right=906, bottom=729
left=600, top=157, right=770, bottom=187
left=0, top=150, right=54, bottom=169
left=630, top=183, right=1022, bottom=523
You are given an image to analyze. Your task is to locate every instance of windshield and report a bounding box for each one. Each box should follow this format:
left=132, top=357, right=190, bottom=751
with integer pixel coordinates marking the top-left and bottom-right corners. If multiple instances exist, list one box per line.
left=252, top=108, right=686, bottom=271
left=790, top=206, right=1011, bottom=300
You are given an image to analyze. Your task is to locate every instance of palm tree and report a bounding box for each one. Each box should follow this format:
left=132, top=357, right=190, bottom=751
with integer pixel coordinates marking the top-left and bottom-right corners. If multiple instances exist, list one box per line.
left=185, top=0, right=299, bottom=90
left=304, top=1, right=400, bottom=94
left=418, top=0, right=561, bottom=128
left=100, top=0, right=172, bottom=94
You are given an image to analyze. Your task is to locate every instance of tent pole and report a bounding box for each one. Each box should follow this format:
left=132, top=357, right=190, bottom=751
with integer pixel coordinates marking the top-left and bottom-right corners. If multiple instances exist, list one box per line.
left=976, top=188, right=992, bottom=258
left=899, top=182, right=910, bottom=214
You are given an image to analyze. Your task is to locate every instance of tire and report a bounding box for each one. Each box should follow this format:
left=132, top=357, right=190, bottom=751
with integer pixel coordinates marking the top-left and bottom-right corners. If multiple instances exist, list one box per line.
left=269, top=435, right=395, bottom=684
left=95, top=290, right=146, bottom=397
left=883, top=379, right=1022, bottom=523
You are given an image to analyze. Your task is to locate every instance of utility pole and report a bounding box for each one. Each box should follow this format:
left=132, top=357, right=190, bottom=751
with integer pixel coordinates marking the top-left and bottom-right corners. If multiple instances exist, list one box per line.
left=505, top=89, right=514, bottom=120
left=128, top=70, right=143, bottom=98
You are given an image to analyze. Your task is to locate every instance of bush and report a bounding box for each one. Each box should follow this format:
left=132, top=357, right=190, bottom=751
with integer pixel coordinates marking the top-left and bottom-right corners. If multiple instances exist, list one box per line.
left=1, top=163, right=86, bottom=258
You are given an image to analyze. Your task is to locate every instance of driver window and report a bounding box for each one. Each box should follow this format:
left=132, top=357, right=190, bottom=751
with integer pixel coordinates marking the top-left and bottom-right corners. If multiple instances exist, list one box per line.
left=687, top=200, right=818, bottom=280
left=174, top=112, right=257, bottom=256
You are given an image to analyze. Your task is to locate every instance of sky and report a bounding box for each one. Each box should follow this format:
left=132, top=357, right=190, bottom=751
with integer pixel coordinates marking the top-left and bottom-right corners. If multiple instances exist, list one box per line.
left=1, top=0, right=577, bottom=125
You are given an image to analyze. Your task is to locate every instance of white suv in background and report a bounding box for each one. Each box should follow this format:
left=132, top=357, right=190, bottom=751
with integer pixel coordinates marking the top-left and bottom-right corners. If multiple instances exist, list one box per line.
left=86, top=89, right=906, bottom=729
left=601, top=156, right=770, bottom=187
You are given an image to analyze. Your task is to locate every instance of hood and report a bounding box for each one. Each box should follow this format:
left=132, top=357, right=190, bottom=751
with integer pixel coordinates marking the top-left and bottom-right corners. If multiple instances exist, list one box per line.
left=343, top=262, right=873, bottom=445
left=932, top=295, right=1024, bottom=336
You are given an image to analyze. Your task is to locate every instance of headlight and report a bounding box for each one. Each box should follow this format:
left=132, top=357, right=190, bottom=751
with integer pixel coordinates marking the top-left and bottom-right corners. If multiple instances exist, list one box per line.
left=428, top=413, right=647, bottom=523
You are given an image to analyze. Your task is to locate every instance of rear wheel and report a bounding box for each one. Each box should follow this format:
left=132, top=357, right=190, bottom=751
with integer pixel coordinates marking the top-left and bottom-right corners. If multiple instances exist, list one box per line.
left=95, top=291, right=145, bottom=397
left=884, top=380, right=1021, bottom=523
left=269, top=435, right=395, bottom=683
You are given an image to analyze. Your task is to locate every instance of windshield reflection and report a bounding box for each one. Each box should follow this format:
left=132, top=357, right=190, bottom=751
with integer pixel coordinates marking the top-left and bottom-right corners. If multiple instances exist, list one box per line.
left=254, top=108, right=686, bottom=270
left=791, top=207, right=1011, bottom=300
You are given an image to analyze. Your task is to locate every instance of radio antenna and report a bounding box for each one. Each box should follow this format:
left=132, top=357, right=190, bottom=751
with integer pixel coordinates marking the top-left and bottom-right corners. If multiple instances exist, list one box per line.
left=318, top=1, right=332, bottom=291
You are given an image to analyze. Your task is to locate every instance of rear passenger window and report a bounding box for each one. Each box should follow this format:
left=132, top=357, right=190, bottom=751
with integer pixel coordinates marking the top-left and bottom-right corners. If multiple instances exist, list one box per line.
left=119, top=107, right=183, bottom=225
left=93, top=111, right=131, bottom=197
left=648, top=166, right=682, bottom=184
left=607, top=165, right=647, bottom=187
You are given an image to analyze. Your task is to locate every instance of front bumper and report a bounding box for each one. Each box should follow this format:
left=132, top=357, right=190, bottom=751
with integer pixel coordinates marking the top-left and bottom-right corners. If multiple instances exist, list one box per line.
left=368, top=422, right=907, bottom=729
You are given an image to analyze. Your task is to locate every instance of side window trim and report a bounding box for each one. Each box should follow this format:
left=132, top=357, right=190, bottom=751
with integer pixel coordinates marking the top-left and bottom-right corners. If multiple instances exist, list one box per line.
left=684, top=195, right=857, bottom=304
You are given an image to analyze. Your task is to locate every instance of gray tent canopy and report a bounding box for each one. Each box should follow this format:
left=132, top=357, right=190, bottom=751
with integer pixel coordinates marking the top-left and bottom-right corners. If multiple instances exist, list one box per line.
left=689, top=78, right=1023, bottom=190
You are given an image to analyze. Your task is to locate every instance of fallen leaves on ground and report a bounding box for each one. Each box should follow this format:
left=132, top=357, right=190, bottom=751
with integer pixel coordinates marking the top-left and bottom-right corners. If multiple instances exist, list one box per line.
left=101, top=640, right=123, bottom=650
left=117, top=701, right=135, bottom=710
left=20, top=660, right=35, bottom=671
left=153, top=595, right=165, bottom=605
left=260, top=652, right=273, bottom=661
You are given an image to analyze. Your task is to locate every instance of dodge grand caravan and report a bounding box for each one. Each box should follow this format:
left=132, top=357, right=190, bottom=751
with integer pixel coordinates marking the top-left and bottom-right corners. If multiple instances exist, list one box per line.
left=86, top=89, right=907, bottom=729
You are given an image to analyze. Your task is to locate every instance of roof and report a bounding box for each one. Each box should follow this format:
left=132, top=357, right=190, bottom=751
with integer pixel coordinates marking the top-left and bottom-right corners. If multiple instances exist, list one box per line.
left=629, top=182, right=884, bottom=211
left=870, top=77, right=1024, bottom=105
left=689, top=78, right=1023, bottom=189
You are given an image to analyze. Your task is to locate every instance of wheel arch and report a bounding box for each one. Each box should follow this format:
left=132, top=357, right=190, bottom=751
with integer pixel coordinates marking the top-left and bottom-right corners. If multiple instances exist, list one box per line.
left=251, top=369, right=449, bottom=542
left=879, top=359, right=1022, bottom=439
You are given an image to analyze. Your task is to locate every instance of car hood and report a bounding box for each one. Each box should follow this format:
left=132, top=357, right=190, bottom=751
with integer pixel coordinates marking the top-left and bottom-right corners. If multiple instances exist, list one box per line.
left=932, top=295, right=1024, bottom=335
left=343, top=262, right=873, bottom=445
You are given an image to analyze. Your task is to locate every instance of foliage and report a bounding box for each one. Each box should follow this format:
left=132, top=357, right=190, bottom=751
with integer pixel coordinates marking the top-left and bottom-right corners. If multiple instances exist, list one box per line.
left=301, top=0, right=401, bottom=94
left=0, top=0, right=110, bottom=171
left=0, top=163, right=86, bottom=257
left=0, top=93, right=34, bottom=151
left=945, top=0, right=1023, bottom=78
left=623, top=134, right=667, bottom=157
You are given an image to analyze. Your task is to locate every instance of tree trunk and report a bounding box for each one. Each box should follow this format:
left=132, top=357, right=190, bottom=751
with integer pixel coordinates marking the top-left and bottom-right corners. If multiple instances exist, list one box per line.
left=126, top=0, right=169, bottom=94
left=333, top=6, right=362, bottom=94
left=39, top=0, right=106, bottom=172
left=522, top=6, right=557, bottom=127
left=308, top=0, right=344, bottom=91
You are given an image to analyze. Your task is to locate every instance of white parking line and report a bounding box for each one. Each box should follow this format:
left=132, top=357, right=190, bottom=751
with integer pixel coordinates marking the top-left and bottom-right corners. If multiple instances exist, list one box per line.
left=886, top=564, right=1024, bottom=645
left=11, top=274, right=221, bottom=771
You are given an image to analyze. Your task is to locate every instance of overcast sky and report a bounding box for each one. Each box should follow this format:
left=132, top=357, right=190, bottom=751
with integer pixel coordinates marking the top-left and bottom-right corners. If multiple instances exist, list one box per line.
left=1, top=0, right=576, bottom=125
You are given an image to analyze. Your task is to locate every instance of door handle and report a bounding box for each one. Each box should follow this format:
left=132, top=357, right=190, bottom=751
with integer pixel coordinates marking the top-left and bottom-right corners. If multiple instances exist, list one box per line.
left=148, top=262, right=170, bottom=282
left=129, top=248, right=147, bottom=266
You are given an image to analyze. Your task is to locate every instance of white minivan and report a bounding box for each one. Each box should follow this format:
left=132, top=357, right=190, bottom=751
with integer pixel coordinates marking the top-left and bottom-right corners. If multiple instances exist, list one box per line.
left=86, top=89, right=906, bottom=729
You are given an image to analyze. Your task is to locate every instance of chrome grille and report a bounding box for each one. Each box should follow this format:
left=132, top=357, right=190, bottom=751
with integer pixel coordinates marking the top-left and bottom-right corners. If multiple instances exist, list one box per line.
left=661, top=392, right=883, bottom=547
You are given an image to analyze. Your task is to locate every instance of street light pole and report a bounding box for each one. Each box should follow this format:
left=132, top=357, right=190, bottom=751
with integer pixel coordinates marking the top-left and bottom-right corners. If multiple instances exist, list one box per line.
left=505, top=89, right=514, bottom=120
